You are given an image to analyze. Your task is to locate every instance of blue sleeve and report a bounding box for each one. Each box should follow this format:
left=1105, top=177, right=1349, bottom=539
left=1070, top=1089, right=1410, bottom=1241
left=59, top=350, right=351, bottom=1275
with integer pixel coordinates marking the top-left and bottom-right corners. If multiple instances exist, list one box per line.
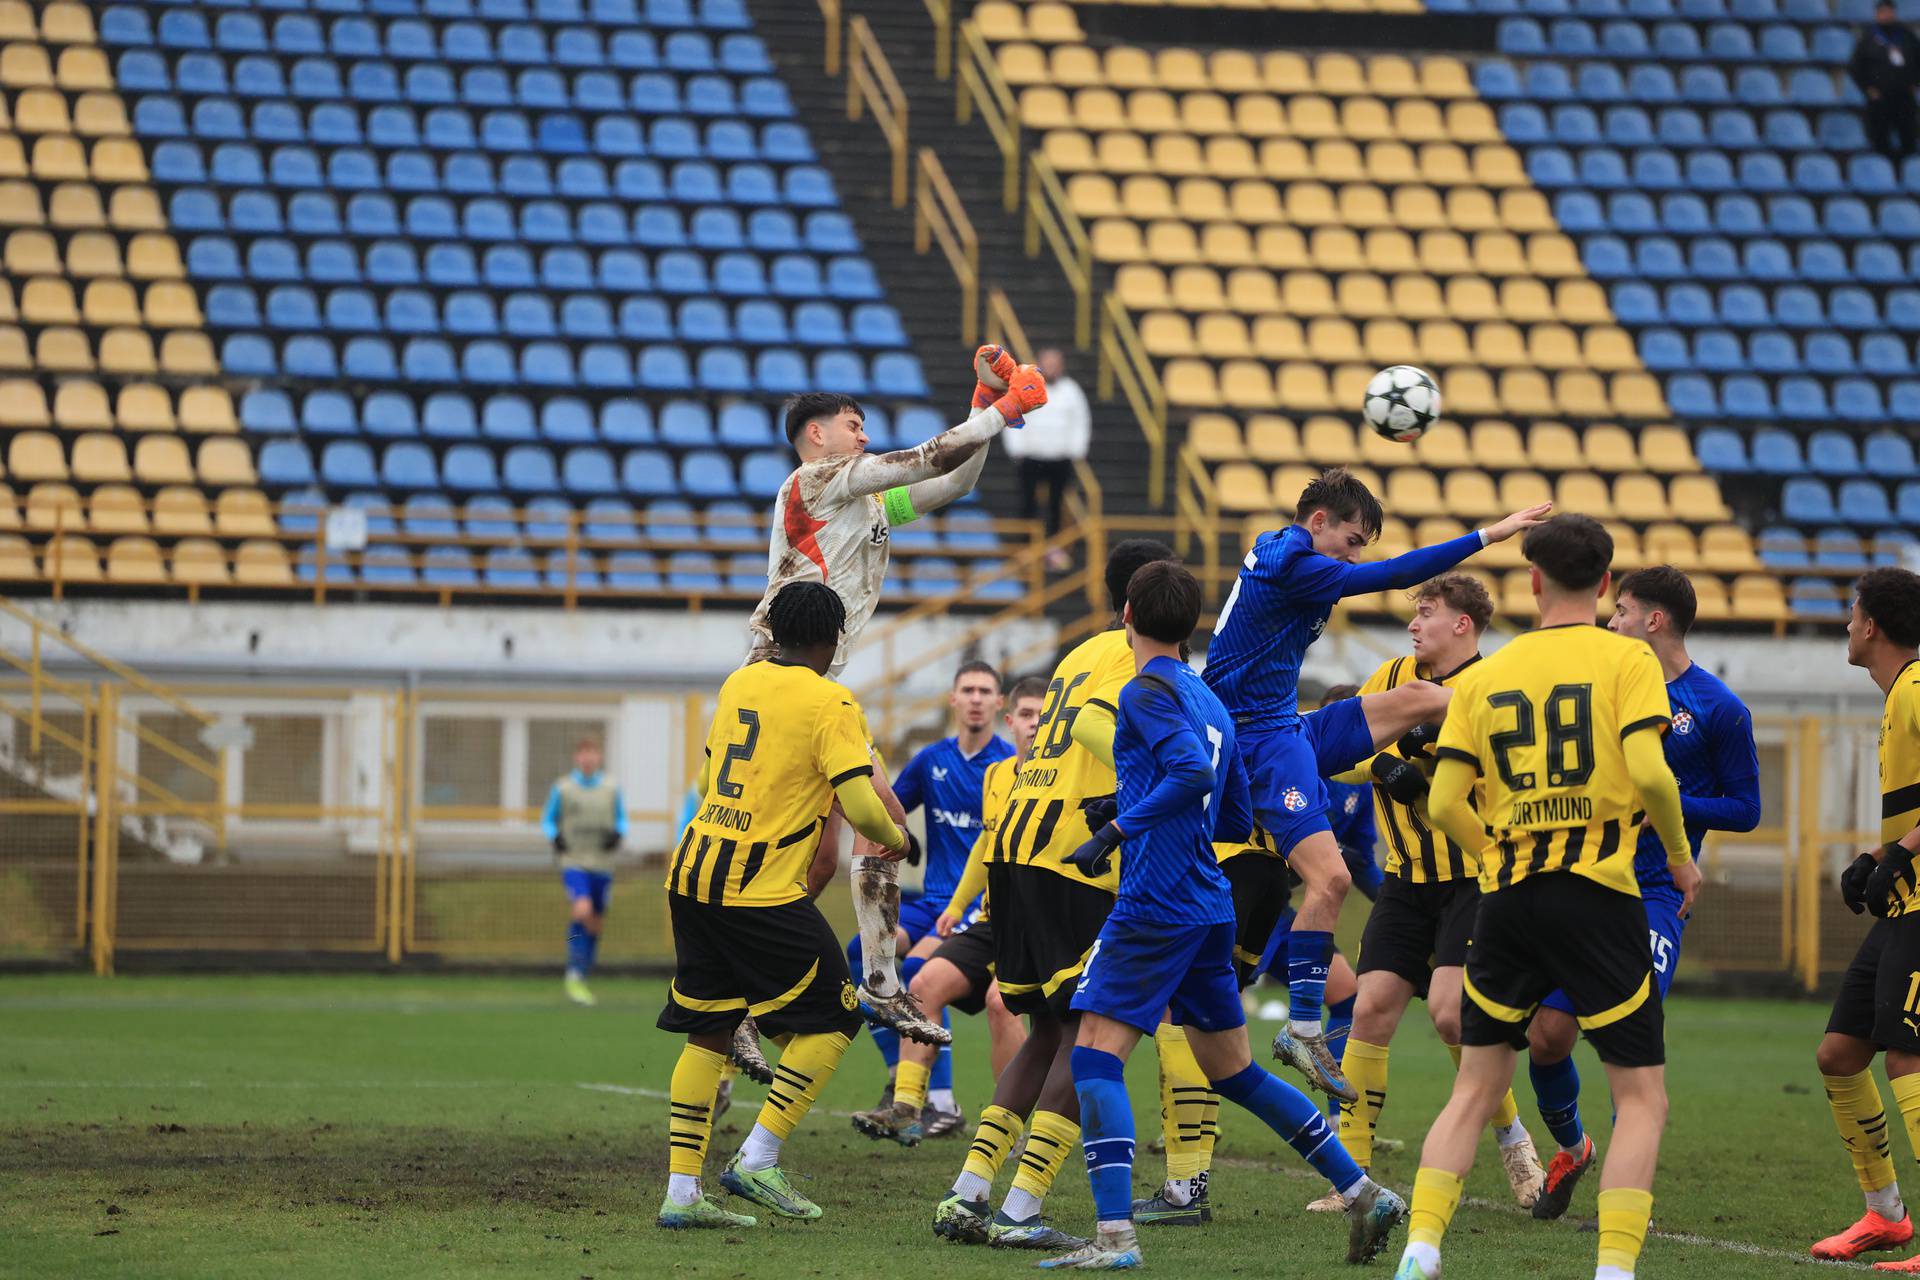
left=891, top=748, right=927, bottom=815
left=1215, top=746, right=1253, bottom=844
left=1320, top=532, right=1488, bottom=602
left=1681, top=696, right=1762, bottom=834
left=611, top=786, right=628, bottom=836
left=1345, top=802, right=1382, bottom=901
left=540, top=783, right=563, bottom=841
left=1114, top=683, right=1214, bottom=834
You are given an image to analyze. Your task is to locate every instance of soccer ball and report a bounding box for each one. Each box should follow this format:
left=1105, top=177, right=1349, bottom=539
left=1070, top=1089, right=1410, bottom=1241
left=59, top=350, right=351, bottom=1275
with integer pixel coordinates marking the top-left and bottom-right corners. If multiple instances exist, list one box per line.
left=1363, top=365, right=1441, bottom=443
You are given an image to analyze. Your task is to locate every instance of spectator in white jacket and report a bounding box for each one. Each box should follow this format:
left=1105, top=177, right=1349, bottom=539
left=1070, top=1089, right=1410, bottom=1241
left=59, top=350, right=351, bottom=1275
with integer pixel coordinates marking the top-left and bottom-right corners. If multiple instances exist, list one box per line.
left=1003, top=348, right=1089, bottom=570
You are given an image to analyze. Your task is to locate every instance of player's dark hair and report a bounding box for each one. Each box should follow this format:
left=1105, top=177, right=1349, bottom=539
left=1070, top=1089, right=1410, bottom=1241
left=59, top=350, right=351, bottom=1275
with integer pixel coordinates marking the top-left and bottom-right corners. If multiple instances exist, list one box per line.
left=1856, top=567, right=1920, bottom=649
left=1522, top=514, right=1613, bottom=593
left=954, top=660, right=1001, bottom=691
left=1322, top=683, right=1361, bottom=703
left=1413, top=573, right=1495, bottom=634
left=1127, top=559, right=1203, bottom=646
left=1007, top=674, right=1049, bottom=705
left=1105, top=538, right=1177, bottom=615
left=782, top=391, right=864, bottom=446
left=1617, top=565, right=1697, bottom=636
left=1295, top=467, right=1384, bottom=541
left=767, top=581, right=846, bottom=649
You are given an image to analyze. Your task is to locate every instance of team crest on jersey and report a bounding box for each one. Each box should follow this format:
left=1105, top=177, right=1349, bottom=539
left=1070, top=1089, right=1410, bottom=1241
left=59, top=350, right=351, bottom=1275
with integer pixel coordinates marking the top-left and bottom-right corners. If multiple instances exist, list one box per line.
left=1343, top=792, right=1359, bottom=815
left=1282, top=787, right=1309, bottom=812
left=839, top=980, right=859, bottom=1011
left=1672, top=710, right=1694, bottom=735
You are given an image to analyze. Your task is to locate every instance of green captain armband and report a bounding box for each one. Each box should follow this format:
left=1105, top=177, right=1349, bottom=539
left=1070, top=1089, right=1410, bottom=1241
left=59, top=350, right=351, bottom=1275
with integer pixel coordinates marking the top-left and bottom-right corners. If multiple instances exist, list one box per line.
left=883, top=486, right=919, bottom=525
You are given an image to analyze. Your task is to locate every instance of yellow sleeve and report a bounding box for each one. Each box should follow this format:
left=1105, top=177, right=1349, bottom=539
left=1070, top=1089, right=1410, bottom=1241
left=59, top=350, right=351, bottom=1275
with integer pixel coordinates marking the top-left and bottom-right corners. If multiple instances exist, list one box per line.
left=1624, top=722, right=1689, bottom=868
left=1615, top=642, right=1673, bottom=742
left=1071, top=699, right=1117, bottom=770
left=1426, top=756, right=1484, bottom=856
left=814, top=693, right=880, bottom=788
left=1433, top=671, right=1481, bottom=773
left=835, top=772, right=906, bottom=852
left=946, top=832, right=992, bottom=917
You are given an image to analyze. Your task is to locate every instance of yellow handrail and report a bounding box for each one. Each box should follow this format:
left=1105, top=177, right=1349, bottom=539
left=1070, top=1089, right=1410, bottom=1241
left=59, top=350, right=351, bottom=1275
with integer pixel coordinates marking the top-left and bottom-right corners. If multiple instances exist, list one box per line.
left=845, top=16, right=910, bottom=208
left=818, top=0, right=841, bottom=76
left=955, top=22, right=1022, bottom=211
left=1024, top=153, right=1092, bottom=348
left=923, top=0, right=953, bottom=79
left=914, top=148, right=979, bottom=345
left=1174, top=445, right=1222, bottom=583
left=1097, top=293, right=1169, bottom=507
left=0, top=595, right=214, bottom=724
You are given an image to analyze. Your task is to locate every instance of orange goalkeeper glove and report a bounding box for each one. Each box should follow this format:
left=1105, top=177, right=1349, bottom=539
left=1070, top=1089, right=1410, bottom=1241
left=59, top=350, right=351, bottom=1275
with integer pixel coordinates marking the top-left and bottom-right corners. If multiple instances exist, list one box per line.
left=971, top=344, right=1018, bottom=411
left=991, top=363, right=1048, bottom=427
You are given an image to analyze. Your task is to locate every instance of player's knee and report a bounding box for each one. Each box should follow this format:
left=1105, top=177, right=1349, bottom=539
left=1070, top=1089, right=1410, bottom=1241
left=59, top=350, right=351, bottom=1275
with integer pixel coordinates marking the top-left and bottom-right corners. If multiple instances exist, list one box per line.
left=1818, top=1035, right=1872, bottom=1077
left=1527, top=1015, right=1576, bottom=1061
left=1430, top=1009, right=1462, bottom=1045
left=1310, top=864, right=1352, bottom=906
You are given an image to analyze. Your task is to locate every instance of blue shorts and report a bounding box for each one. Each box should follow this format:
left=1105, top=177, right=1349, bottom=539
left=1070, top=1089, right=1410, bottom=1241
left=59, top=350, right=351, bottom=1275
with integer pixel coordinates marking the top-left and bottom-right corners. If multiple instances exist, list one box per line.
left=898, top=894, right=944, bottom=946
left=1540, top=890, right=1685, bottom=1016
left=1303, top=698, right=1376, bottom=778
left=561, top=867, right=612, bottom=915
left=1242, top=722, right=1332, bottom=858
left=1071, top=917, right=1247, bottom=1035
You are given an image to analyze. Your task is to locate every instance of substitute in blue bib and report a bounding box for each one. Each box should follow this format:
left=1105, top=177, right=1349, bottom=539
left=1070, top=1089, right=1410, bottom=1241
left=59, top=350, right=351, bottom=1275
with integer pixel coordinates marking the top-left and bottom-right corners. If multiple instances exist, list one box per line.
left=543, top=737, right=626, bottom=1008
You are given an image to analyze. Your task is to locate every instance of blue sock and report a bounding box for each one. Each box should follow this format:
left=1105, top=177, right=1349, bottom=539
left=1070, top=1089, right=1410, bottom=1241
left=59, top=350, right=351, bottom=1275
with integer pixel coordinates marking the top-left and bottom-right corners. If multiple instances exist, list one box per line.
left=1324, top=994, right=1355, bottom=1117
left=1071, top=1046, right=1136, bottom=1225
left=930, top=1010, right=954, bottom=1092
left=565, top=921, right=591, bottom=975
left=1287, top=931, right=1334, bottom=1028
left=1530, top=1054, right=1585, bottom=1151
left=1213, top=1062, right=1363, bottom=1196
left=581, top=927, right=600, bottom=974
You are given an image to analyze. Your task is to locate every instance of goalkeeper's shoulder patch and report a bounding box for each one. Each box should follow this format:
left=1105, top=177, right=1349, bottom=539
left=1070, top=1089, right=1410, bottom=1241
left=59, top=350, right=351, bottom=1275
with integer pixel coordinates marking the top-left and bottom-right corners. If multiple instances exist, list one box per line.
left=882, top=485, right=919, bottom=525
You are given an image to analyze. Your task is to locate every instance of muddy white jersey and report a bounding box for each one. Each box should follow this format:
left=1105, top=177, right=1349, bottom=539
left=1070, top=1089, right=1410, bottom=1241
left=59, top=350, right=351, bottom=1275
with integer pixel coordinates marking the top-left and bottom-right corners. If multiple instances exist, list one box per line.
left=747, top=453, right=893, bottom=677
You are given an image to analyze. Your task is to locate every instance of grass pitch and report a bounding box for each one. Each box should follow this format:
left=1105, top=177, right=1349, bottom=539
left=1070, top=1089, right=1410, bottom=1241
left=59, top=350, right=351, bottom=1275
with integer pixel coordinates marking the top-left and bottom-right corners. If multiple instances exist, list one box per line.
left=0, top=973, right=1882, bottom=1277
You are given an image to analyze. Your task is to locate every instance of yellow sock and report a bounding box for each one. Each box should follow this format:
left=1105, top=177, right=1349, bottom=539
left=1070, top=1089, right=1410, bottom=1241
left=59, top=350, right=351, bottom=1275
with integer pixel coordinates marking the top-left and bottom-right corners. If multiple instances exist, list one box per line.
left=755, top=1031, right=851, bottom=1140
left=1446, top=1042, right=1522, bottom=1135
left=1891, top=1074, right=1920, bottom=1187
left=1408, top=1167, right=1464, bottom=1248
left=897, top=1058, right=932, bottom=1114
left=1155, top=1023, right=1218, bottom=1180
left=719, top=1060, right=739, bottom=1085
left=1596, top=1186, right=1654, bottom=1273
left=669, top=1043, right=729, bottom=1176
left=1012, top=1109, right=1081, bottom=1201
left=964, top=1104, right=1026, bottom=1184
left=1826, top=1071, right=1898, bottom=1196
left=1342, top=1038, right=1391, bottom=1170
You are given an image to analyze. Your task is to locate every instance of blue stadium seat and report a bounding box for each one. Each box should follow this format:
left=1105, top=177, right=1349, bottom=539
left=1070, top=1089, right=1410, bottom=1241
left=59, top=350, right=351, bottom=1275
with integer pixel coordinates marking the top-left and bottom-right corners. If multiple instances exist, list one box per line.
left=403, top=495, right=458, bottom=536
left=303, top=391, right=357, bottom=436
left=754, top=348, right=808, bottom=394
left=1666, top=283, right=1717, bottom=325
left=260, top=440, right=316, bottom=487
left=1838, top=478, right=1897, bottom=524
left=1865, top=431, right=1920, bottom=478
left=741, top=451, right=791, bottom=493
left=364, top=393, right=419, bottom=438
left=482, top=395, right=538, bottom=441
left=1722, top=374, right=1776, bottom=418
left=1749, top=331, right=1800, bottom=372
left=563, top=447, right=619, bottom=495
left=1900, top=483, right=1920, bottom=526
left=1835, top=379, right=1887, bottom=422
left=1775, top=376, right=1828, bottom=418
left=1780, top=476, right=1837, bottom=522
left=680, top=450, right=738, bottom=498
left=659, top=399, right=714, bottom=446
left=717, top=404, right=774, bottom=448
left=1693, top=425, right=1748, bottom=471
left=737, top=298, right=791, bottom=344
left=443, top=445, right=499, bottom=492
left=1807, top=428, right=1863, bottom=475
left=541, top=398, right=598, bottom=443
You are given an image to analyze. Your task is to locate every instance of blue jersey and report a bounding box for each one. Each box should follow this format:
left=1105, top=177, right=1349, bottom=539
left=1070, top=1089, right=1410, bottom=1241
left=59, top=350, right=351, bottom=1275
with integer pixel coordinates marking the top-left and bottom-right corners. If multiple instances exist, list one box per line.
left=1326, top=778, right=1382, bottom=901
left=1111, top=656, right=1253, bottom=928
left=1204, top=524, right=1487, bottom=731
left=891, top=733, right=1015, bottom=904
left=1634, top=662, right=1761, bottom=897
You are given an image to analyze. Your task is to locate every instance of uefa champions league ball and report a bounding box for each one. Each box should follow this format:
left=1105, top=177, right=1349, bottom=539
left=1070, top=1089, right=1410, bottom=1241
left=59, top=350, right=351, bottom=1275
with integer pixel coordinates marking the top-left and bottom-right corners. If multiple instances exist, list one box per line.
left=1363, top=365, right=1441, bottom=443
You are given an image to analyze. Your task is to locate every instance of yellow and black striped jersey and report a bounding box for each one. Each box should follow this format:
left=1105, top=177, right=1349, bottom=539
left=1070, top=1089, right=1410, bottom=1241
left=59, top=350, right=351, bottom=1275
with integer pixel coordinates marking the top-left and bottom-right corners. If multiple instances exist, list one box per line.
left=1878, top=659, right=1920, bottom=918
left=951, top=754, right=1022, bottom=918
left=1436, top=625, right=1671, bottom=898
left=992, top=628, right=1132, bottom=892
left=1359, top=654, right=1481, bottom=884
left=668, top=659, right=874, bottom=908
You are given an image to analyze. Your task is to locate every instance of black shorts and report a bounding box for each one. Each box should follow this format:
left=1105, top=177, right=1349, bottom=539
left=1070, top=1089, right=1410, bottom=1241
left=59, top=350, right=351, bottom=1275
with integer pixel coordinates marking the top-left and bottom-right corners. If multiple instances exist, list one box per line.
left=988, top=862, right=1112, bottom=1020
left=1356, top=874, right=1480, bottom=997
left=1459, top=873, right=1664, bottom=1068
left=930, top=918, right=996, bottom=1016
left=1827, top=918, right=1920, bottom=1055
left=657, top=892, right=862, bottom=1038
left=1224, top=850, right=1296, bottom=988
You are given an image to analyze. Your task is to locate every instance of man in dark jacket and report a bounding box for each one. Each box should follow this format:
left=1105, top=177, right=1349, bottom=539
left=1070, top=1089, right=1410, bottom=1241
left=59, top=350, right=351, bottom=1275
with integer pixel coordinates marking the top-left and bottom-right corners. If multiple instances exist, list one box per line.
left=1852, top=1, right=1920, bottom=158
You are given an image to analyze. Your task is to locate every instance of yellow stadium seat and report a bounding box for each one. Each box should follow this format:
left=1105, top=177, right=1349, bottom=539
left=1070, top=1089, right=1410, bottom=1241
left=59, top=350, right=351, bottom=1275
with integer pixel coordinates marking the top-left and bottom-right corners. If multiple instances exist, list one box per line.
left=1641, top=425, right=1697, bottom=473
left=43, top=534, right=101, bottom=583
left=1285, top=181, right=1336, bottom=226
left=1551, top=370, right=1608, bottom=417
left=0, top=2, right=31, bottom=39
left=73, top=93, right=129, bottom=137
left=1199, top=223, right=1255, bottom=266
left=1496, top=472, right=1553, bottom=516
left=1389, top=273, right=1445, bottom=321
left=1261, top=51, right=1313, bottom=93
left=1499, top=189, right=1555, bottom=233
left=26, top=482, right=81, bottom=531
left=1073, top=88, right=1127, bottom=131
left=1170, top=265, right=1225, bottom=310
left=1106, top=47, right=1156, bottom=89
left=1414, top=519, right=1471, bottom=549
left=1195, top=311, right=1253, bottom=357
left=40, top=1, right=93, bottom=42
left=0, top=137, right=24, bottom=178
left=1157, top=47, right=1209, bottom=91
left=1165, top=358, right=1219, bottom=405
left=1527, top=324, right=1581, bottom=370
left=1272, top=465, right=1322, bottom=513
left=1175, top=178, right=1230, bottom=221
left=1221, top=359, right=1278, bottom=409
left=108, top=185, right=163, bottom=230
left=31, top=135, right=87, bottom=181
left=1499, top=568, right=1535, bottom=618
left=89, top=485, right=147, bottom=535
left=1250, top=313, right=1305, bottom=357
left=1288, top=94, right=1338, bottom=140
left=1416, top=320, right=1472, bottom=366
left=113, top=383, right=175, bottom=433
left=1415, top=231, right=1469, bottom=275
left=1472, top=321, right=1527, bottom=367
left=1253, top=225, right=1308, bottom=270
left=1416, top=142, right=1471, bottom=185
left=1671, top=474, right=1731, bottom=522
left=1141, top=310, right=1196, bottom=357
left=0, top=532, right=33, bottom=579
left=1281, top=271, right=1336, bottom=316
left=1578, top=326, right=1636, bottom=372
left=1584, top=424, right=1638, bottom=472
left=21, top=278, right=78, bottom=325
left=1445, top=367, right=1500, bottom=416
left=1234, top=94, right=1287, bottom=139
left=1362, top=317, right=1417, bottom=365
left=973, top=1, right=1026, bottom=40
left=1642, top=522, right=1700, bottom=570
left=1042, top=129, right=1095, bottom=172
left=1731, top=574, right=1787, bottom=623
left=1472, top=231, right=1527, bottom=275
left=1393, top=186, right=1446, bottom=231
left=35, top=326, right=92, bottom=373
left=1554, top=471, right=1613, bottom=518
left=49, top=182, right=106, bottom=228
left=1386, top=468, right=1446, bottom=518
left=105, top=536, right=166, bottom=584
left=179, top=386, right=237, bottom=435
left=1095, top=130, right=1151, bottom=173
left=1021, top=86, right=1073, bottom=130
left=1302, top=415, right=1355, bottom=464
left=1179, top=92, right=1234, bottom=135
left=1552, top=279, right=1611, bottom=326
left=1311, top=140, right=1366, bottom=183
left=1606, top=521, right=1644, bottom=569
left=154, top=486, right=213, bottom=535
left=1114, top=263, right=1168, bottom=309
left=1445, top=276, right=1500, bottom=321
left=1700, top=524, right=1760, bottom=573
left=1615, top=474, right=1669, bottom=521
left=133, top=435, right=194, bottom=485
left=6, top=228, right=58, bottom=274
left=1366, top=54, right=1416, bottom=96
left=55, top=46, right=111, bottom=91
left=1246, top=415, right=1300, bottom=463
left=216, top=490, right=276, bottom=537
left=0, top=484, right=16, bottom=529
left=1449, top=187, right=1500, bottom=232
left=90, top=136, right=146, bottom=181
left=64, top=231, right=121, bottom=277
left=1092, top=218, right=1146, bottom=263
left=0, top=279, right=12, bottom=321
left=1310, top=226, right=1365, bottom=272
left=234, top=540, right=294, bottom=586
left=1307, top=317, right=1363, bottom=363
left=71, top=432, right=131, bottom=483
left=1149, top=133, right=1205, bottom=177
left=81, top=279, right=139, bottom=327
left=1373, top=517, right=1413, bottom=560
left=173, top=538, right=234, bottom=587
left=1500, top=369, right=1556, bottom=416
left=15, top=86, right=69, bottom=131
left=1342, top=98, right=1393, bottom=142
left=1363, top=229, right=1417, bottom=274
left=1277, top=362, right=1334, bottom=412
left=1611, top=372, right=1668, bottom=419
left=1525, top=421, right=1584, bottom=469
left=1337, top=183, right=1390, bottom=228
left=1421, top=56, right=1472, bottom=99
left=1499, top=277, right=1555, bottom=324
left=1692, top=575, right=1731, bottom=622
left=0, top=324, right=27, bottom=368
left=1445, top=101, right=1500, bottom=144
left=1200, top=135, right=1259, bottom=179
left=1315, top=53, right=1367, bottom=94
left=1215, top=463, right=1271, bottom=512
left=1052, top=43, right=1103, bottom=88
left=1360, top=142, right=1416, bottom=187
left=1393, top=99, right=1447, bottom=144
left=1442, top=468, right=1501, bottom=519
left=0, top=376, right=48, bottom=427
left=160, top=332, right=217, bottom=377
left=1472, top=144, right=1527, bottom=188
left=1467, top=419, right=1521, bottom=468
left=1066, top=172, right=1119, bottom=220
left=0, top=178, right=40, bottom=225
left=143, top=280, right=204, bottom=329
left=1258, top=137, right=1312, bottom=181
left=100, top=328, right=158, bottom=375
left=1357, top=414, right=1412, bottom=466
left=1209, top=49, right=1263, bottom=93
left=1187, top=413, right=1242, bottom=461
left=1414, top=421, right=1471, bottom=470
left=996, top=43, right=1047, bottom=86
